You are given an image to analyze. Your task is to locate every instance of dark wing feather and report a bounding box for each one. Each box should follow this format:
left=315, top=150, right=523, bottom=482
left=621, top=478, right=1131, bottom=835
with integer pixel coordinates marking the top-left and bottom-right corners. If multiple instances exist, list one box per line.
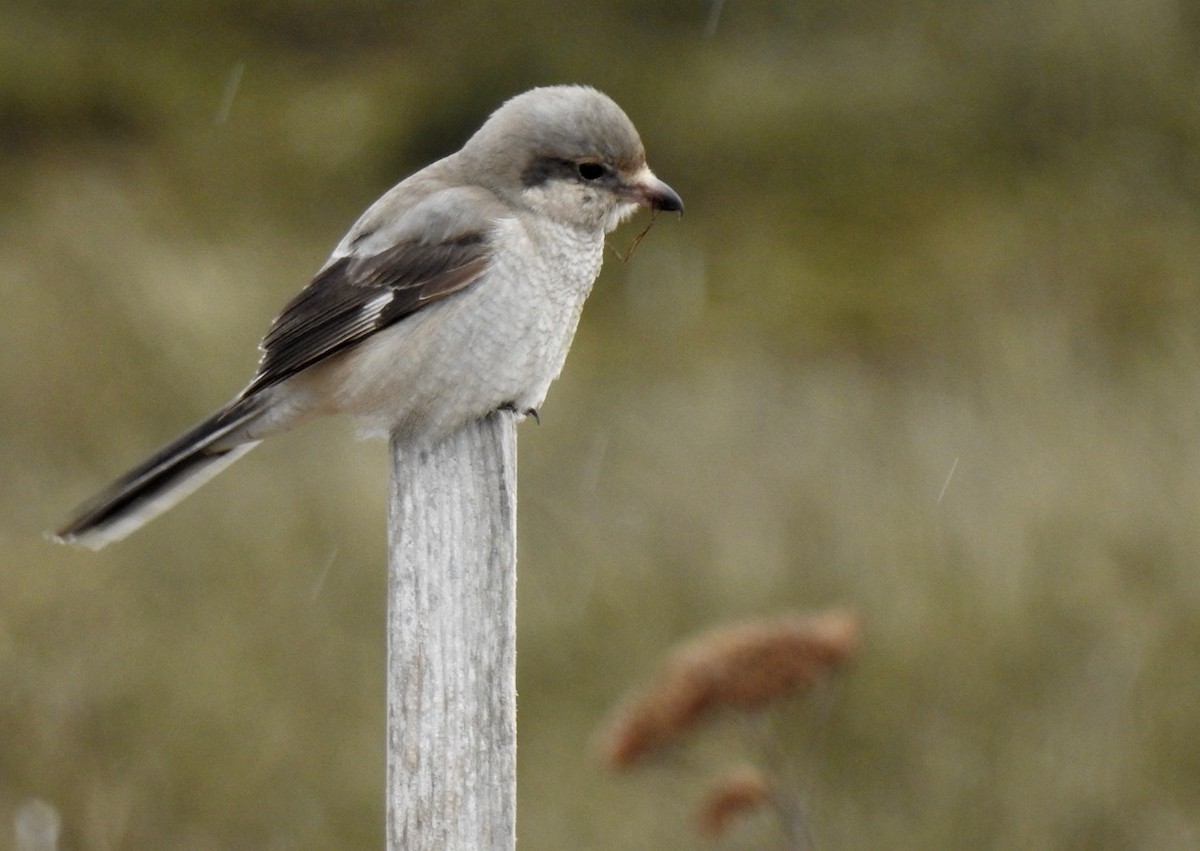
left=242, top=233, right=491, bottom=396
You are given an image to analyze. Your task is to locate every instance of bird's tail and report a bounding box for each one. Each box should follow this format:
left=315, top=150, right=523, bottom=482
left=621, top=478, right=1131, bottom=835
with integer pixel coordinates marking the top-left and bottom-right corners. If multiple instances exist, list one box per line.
left=52, top=397, right=267, bottom=550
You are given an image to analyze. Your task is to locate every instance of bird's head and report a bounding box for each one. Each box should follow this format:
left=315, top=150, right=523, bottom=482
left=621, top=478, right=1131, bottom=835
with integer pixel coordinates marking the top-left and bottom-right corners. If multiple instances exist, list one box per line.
left=459, top=85, right=682, bottom=234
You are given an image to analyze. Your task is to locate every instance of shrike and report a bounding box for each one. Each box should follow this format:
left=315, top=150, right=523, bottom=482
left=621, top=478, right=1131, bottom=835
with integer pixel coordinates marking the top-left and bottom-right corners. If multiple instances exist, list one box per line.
left=53, top=85, right=682, bottom=550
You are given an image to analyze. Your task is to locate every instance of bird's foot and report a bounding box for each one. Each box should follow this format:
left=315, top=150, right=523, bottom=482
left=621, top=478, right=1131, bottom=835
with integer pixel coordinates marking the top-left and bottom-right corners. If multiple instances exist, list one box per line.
left=499, top=403, right=540, bottom=425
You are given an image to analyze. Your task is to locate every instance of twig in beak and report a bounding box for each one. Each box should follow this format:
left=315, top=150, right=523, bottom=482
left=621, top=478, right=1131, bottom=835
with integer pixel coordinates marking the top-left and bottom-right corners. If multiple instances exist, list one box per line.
left=612, top=210, right=659, bottom=263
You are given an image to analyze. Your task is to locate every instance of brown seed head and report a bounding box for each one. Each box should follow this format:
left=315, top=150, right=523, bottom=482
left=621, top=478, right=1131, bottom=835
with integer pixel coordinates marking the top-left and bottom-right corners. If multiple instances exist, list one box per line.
left=599, top=608, right=862, bottom=768
left=698, top=767, right=775, bottom=838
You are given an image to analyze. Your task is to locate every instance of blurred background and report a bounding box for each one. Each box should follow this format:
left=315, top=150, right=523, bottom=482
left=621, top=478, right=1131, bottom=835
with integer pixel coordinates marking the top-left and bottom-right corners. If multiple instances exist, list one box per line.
left=4, top=0, right=1200, bottom=847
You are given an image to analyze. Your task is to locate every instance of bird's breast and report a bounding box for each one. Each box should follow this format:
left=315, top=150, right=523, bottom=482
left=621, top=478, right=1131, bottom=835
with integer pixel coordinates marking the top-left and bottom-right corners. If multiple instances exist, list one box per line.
left=473, top=215, right=605, bottom=388
left=314, top=216, right=608, bottom=443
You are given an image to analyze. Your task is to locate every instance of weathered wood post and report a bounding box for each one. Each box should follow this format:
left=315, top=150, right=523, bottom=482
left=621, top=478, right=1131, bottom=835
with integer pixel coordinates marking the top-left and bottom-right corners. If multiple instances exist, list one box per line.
left=386, top=410, right=517, bottom=850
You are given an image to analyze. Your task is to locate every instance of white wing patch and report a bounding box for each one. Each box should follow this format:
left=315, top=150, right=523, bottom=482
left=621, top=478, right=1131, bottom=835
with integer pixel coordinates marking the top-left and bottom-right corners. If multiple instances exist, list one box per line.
left=362, top=290, right=395, bottom=325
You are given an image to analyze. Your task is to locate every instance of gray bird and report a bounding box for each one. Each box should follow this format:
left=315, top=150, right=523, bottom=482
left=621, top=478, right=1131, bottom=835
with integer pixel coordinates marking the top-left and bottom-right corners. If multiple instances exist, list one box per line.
left=53, top=85, right=682, bottom=550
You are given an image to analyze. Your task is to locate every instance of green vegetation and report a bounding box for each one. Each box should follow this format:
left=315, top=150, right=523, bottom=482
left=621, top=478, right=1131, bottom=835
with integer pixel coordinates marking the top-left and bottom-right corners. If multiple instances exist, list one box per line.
left=5, top=0, right=1200, bottom=847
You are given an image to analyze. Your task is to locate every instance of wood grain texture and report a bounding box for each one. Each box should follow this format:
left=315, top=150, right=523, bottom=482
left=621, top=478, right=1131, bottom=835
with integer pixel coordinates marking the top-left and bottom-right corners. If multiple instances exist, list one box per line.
left=386, top=411, right=517, bottom=851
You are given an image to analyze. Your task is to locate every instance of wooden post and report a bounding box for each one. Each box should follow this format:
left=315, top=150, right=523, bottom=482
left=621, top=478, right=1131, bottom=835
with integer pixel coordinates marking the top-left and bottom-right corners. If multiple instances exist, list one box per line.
left=386, top=411, right=517, bottom=850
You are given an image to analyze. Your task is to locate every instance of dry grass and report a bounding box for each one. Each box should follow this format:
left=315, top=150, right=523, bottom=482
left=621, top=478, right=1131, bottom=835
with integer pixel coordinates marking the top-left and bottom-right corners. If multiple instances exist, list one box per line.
left=698, top=767, right=774, bottom=839
left=598, top=609, right=859, bottom=847
left=599, top=610, right=860, bottom=768
left=5, top=1, right=1200, bottom=848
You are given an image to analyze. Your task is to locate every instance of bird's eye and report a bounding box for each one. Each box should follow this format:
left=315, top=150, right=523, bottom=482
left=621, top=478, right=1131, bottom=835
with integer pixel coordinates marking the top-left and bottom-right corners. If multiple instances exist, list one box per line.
left=577, top=162, right=608, bottom=181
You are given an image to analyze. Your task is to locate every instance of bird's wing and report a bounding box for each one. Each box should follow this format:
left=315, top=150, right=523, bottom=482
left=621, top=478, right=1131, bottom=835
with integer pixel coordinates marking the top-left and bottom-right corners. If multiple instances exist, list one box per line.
left=242, top=211, right=494, bottom=397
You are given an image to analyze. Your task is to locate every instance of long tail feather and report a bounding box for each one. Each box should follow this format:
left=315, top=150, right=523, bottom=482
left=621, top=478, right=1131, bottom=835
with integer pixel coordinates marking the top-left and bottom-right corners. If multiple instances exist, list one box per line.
left=52, top=398, right=265, bottom=550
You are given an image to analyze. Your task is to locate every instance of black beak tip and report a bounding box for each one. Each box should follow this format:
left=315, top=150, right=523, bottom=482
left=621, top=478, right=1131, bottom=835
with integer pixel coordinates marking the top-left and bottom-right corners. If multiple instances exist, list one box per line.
left=652, top=185, right=684, bottom=214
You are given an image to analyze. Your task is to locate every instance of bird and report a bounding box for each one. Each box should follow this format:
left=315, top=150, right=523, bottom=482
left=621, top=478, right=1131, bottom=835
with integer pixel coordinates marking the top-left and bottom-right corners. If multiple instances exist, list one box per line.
left=52, top=85, right=682, bottom=550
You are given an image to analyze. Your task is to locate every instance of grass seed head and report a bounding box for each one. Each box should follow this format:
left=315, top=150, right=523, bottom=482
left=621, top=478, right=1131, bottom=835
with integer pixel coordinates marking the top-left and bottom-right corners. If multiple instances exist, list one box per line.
left=600, top=608, right=861, bottom=768
left=698, top=766, right=775, bottom=838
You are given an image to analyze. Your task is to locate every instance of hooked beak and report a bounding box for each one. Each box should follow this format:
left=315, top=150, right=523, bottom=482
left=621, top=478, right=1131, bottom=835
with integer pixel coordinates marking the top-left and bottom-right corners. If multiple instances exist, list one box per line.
left=621, top=168, right=684, bottom=214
